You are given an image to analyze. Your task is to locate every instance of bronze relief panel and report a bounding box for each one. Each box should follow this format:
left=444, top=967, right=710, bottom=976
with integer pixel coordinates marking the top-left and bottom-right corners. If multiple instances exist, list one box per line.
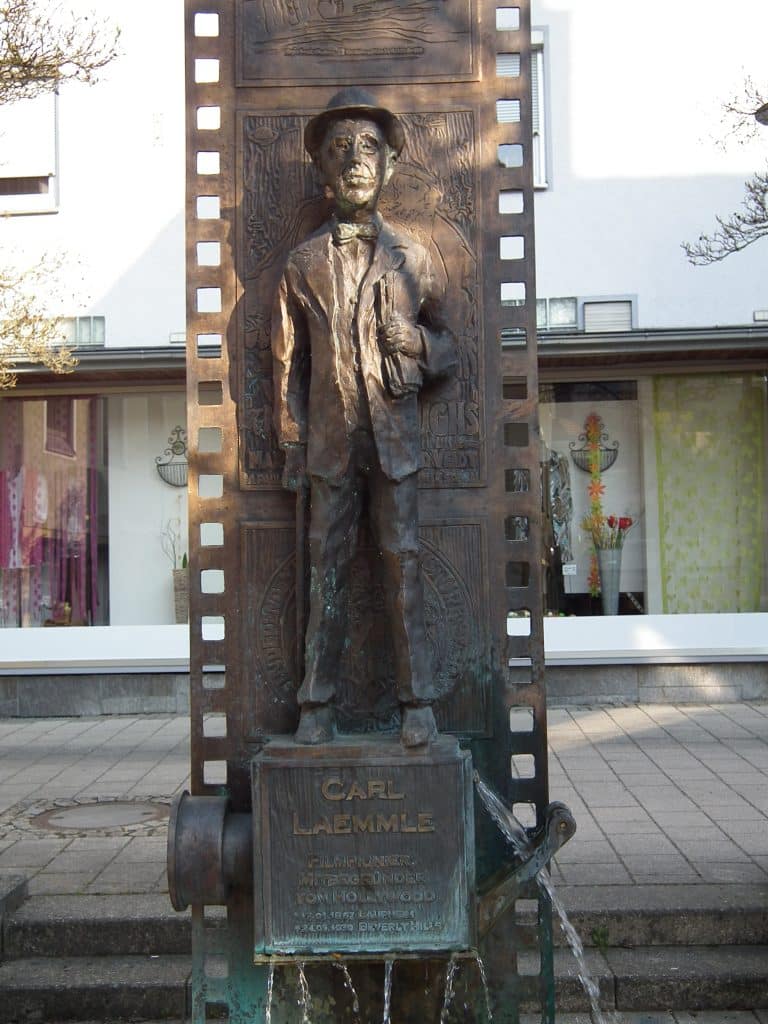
left=238, top=108, right=484, bottom=490
left=237, top=0, right=478, bottom=86
left=242, top=519, right=490, bottom=736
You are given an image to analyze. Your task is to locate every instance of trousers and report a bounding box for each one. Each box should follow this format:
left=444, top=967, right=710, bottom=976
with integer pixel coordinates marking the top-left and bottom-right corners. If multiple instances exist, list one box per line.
left=297, top=429, right=433, bottom=707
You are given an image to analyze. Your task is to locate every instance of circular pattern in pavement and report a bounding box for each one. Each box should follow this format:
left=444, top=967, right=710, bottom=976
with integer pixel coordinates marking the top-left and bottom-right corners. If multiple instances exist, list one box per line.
left=0, top=797, right=170, bottom=838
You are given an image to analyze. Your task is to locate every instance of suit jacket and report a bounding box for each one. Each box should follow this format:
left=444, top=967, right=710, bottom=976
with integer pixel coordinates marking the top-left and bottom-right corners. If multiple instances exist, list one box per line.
left=272, top=219, right=456, bottom=483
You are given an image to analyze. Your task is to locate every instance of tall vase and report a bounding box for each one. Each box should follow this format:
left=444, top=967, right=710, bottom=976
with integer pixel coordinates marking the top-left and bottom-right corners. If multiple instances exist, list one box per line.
left=172, top=568, right=189, bottom=624
left=596, top=547, right=622, bottom=616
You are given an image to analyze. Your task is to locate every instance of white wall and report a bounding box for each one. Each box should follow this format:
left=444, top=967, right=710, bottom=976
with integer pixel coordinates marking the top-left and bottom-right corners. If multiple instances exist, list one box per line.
left=532, top=0, right=768, bottom=329
left=2, top=0, right=186, bottom=347
left=107, top=393, right=188, bottom=624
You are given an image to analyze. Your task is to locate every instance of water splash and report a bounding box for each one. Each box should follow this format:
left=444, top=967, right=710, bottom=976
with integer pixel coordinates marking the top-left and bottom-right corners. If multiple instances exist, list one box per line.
left=297, top=961, right=312, bottom=1024
left=474, top=774, right=615, bottom=1024
left=336, top=961, right=361, bottom=1022
left=265, top=962, right=274, bottom=1024
left=382, top=959, right=394, bottom=1024
left=536, top=867, right=608, bottom=1023
left=474, top=955, right=494, bottom=1021
left=439, top=954, right=459, bottom=1023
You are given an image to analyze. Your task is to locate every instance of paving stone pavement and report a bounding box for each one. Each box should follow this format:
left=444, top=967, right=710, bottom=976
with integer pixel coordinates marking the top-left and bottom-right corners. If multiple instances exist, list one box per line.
left=0, top=704, right=767, bottom=896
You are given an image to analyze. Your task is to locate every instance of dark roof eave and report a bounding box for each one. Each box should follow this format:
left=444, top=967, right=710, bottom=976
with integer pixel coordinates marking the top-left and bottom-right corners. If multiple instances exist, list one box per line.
left=519, top=325, right=768, bottom=374
left=9, top=346, right=187, bottom=391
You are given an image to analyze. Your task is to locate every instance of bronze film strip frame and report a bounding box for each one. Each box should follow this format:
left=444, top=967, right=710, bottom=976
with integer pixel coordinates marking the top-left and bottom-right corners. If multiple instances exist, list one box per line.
left=487, top=0, right=549, bottom=830
left=184, top=0, right=547, bottom=813
left=185, top=0, right=238, bottom=799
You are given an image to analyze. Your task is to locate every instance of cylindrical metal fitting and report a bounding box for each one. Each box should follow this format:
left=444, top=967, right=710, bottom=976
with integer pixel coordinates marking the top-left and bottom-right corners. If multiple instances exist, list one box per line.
left=167, top=791, right=252, bottom=911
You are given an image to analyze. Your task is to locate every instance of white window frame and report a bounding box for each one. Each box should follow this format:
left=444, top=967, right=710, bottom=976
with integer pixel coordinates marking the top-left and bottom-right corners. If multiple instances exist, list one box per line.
left=531, top=29, right=548, bottom=189
left=0, top=91, right=60, bottom=216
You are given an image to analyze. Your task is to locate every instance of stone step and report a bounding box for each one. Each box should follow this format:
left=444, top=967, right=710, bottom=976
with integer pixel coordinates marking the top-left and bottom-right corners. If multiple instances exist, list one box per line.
left=4, top=895, right=192, bottom=958
left=0, top=947, right=766, bottom=1020
left=0, top=955, right=190, bottom=1023
left=5, top=884, right=767, bottom=963
left=553, top=883, right=768, bottom=948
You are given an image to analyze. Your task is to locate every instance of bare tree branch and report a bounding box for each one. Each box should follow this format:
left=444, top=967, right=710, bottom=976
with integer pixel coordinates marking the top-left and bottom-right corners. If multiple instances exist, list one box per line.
left=682, top=169, right=768, bottom=265
left=717, top=76, right=768, bottom=148
left=0, top=0, right=119, bottom=105
left=0, top=260, right=78, bottom=388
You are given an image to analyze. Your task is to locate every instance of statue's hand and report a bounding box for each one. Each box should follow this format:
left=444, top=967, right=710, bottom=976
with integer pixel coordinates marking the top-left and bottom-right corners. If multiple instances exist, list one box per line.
left=380, top=314, right=423, bottom=359
left=282, top=445, right=308, bottom=493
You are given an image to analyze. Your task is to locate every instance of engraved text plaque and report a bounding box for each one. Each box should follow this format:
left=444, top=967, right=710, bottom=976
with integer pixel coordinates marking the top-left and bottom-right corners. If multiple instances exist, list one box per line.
left=252, top=737, right=475, bottom=958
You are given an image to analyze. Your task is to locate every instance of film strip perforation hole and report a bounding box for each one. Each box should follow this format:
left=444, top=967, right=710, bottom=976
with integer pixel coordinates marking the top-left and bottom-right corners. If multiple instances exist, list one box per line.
left=197, top=105, right=221, bottom=131
left=201, top=615, right=225, bottom=642
left=194, top=58, right=220, bottom=84
left=197, top=195, right=221, bottom=220
left=496, top=7, right=521, bottom=31
left=196, top=150, right=220, bottom=175
left=201, top=569, right=225, bottom=595
left=511, top=753, right=536, bottom=779
left=202, top=665, right=226, bottom=691
left=197, top=241, right=222, bottom=266
left=203, top=761, right=228, bottom=787
left=198, top=474, right=224, bottom=499
left=499, top=189, right=524, bottom=214
left=508, top=608, right=531, bottom=636
left=505, top=467, right=530, bottom=493
left=196, top=332, right=222, bottom=358
left=509, top=707, right=534, bottom=733
left=496, top=99, right=521, bottom=124
left=500, top=236, right=525, bottom=260
left=498, top=142, right=523, bottom=168
left=203, top=713, right=228, bottom=738
left=497, top=53, right=521, bottom=77
left=201, top=522, right=224, bottom=547
left=194, top=12, right=220, bottom=37
left=506, top=561, right=530, bottom=588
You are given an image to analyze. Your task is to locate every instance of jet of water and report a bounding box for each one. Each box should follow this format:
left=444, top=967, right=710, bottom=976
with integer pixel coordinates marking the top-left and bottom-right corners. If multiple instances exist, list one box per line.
left=336, top=960, right=361, bottom=1023
left=297, top=961, right=312, bottom=1024
left=265, top=962, right=274, bottom=1024
left=382, top=959, right=394, bottom=1024
left=474, top=955, right=494, bottom=1021
left=473, top=773, right=617, bottom=1024
left=473, top=774, right=532, bottom=856
left=439, top=954, right=459, bottom=1023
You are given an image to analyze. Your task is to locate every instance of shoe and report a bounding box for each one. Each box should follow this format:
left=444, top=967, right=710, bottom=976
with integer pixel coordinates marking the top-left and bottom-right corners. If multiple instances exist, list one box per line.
left=295, top=705, right=335, bottom=745
left=401, top=705, right=437, bottom=748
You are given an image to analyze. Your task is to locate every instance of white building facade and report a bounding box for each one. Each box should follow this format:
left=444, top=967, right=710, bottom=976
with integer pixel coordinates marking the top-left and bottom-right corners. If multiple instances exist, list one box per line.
left=1, top=0, right=767, bottom=707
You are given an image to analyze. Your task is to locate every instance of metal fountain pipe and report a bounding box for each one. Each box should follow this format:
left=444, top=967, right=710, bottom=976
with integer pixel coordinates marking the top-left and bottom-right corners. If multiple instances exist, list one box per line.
left=167, top=791, right=253, bottom=911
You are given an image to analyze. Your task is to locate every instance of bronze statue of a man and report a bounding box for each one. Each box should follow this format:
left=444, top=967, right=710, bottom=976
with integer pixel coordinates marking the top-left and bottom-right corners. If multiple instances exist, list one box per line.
left=272, top=88, right=456, bottom=747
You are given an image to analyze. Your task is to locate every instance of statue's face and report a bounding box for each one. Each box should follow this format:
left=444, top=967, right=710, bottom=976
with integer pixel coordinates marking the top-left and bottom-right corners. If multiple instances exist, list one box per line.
left=316, top=117, right=394, bottom=216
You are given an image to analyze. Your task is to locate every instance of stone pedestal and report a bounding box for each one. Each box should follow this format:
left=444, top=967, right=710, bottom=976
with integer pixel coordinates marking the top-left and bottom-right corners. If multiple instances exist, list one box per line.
left=251, top=735, right=475, bottom=960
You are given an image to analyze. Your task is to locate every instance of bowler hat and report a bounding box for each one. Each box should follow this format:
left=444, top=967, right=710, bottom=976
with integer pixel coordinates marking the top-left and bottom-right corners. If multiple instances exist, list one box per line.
left=304, top=88, right=405, bottom=158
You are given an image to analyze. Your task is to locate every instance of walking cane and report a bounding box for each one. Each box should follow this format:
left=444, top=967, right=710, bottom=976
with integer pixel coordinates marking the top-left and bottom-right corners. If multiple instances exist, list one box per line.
left=295, top=478, right=309, bottom=684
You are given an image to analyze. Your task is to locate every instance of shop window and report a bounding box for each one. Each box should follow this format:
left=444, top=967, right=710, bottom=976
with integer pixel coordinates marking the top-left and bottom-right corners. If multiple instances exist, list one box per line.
left=45, top=398, right=76, bottom=457
left=0, top=391, right=189, bottom=629
left=538, top=374, right=767, bottom=617
left=0, top=397, right=107, bottom=627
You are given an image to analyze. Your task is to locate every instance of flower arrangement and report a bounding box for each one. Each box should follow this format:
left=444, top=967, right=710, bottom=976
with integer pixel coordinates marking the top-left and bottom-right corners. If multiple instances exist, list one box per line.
left=583, top=412, right=605, bottom=596
left=582, top=513, right=634, bottom=550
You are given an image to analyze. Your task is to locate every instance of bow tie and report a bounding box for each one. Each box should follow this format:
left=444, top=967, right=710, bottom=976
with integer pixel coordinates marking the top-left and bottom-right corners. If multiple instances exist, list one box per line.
left=333, top=220, right=380, bottom=245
